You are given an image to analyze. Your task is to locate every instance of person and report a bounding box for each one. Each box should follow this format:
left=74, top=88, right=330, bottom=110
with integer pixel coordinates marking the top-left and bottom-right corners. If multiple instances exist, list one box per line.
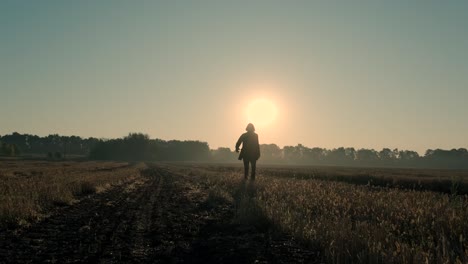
left=235, top=123, right=260, bottom=180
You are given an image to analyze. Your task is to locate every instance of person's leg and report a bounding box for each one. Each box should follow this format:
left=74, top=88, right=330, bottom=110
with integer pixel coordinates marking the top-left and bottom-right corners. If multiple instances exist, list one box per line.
left=251, top=160, right=257, bottom=180
left=243, top=159, right=249, bottom=179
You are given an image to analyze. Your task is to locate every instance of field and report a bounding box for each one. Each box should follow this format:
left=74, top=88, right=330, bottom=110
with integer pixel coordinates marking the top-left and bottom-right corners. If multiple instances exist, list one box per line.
left=0, top=161, right=467, bottom=263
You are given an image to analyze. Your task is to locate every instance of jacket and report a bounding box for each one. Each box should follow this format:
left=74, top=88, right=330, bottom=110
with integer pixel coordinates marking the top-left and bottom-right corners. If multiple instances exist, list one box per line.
left=235, top=132, right=260, bottom=161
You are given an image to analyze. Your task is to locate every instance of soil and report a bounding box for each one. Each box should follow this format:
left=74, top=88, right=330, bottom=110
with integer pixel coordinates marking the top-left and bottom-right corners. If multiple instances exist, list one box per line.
left=0, top=164, right=319, bottom=263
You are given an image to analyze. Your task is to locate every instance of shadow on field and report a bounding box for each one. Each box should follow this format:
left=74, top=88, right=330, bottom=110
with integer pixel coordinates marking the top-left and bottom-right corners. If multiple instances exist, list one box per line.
left=185, top=178, right=318, bottom=264
left=232, top=180, right=271, bottom=231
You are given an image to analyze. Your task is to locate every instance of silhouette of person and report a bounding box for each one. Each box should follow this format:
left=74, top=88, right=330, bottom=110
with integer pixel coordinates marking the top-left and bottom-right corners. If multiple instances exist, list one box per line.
left=236, top=123, right=260, bottom=180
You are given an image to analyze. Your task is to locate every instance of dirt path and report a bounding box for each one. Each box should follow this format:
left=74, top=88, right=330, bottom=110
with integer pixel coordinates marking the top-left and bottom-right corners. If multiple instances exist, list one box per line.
left=0, top=165, right=318, bottom=263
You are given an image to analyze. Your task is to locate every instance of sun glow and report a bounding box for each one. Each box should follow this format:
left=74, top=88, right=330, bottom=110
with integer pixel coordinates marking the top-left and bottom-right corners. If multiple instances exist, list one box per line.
left=246, top=99, right=278, bottom=127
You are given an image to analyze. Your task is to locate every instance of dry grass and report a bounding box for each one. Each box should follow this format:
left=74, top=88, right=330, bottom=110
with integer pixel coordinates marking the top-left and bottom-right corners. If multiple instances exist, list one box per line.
left=172, top=164, right=468, bottom=264
left=198, top=164, right=468, bottom=195
left=0, top=161, right=145, bottom=229
left=259, top=166, right=468, bottom=195
left=257, top=178, right=468, bottom=263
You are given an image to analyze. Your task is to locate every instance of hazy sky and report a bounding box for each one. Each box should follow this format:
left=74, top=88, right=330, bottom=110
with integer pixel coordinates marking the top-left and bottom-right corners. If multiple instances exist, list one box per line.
left=1, top=1, right=467, bottom=153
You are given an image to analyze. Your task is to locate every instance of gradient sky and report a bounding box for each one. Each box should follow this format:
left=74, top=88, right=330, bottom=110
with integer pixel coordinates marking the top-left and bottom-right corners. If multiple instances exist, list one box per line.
left=1, top=1, right=467, bottom=153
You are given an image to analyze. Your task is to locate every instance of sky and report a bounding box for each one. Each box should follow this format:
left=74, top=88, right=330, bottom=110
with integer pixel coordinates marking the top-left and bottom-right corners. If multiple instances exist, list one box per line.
left=1, top=1, right=467, bottom=153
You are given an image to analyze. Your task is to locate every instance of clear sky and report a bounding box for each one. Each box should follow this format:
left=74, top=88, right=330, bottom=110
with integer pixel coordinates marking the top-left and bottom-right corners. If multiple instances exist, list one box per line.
left=1, top=1, right=467, bottom=153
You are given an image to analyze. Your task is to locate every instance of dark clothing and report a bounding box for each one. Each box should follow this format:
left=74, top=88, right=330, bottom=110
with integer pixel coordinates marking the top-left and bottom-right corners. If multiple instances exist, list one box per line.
left=236, top=131, right=260, bottom=179
left=235, top=132, right=260, bottom=161
left=243, top=159, right=257, bottom=180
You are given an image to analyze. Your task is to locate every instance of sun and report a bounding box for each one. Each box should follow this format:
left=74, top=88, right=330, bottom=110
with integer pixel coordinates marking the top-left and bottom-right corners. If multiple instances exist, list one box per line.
left=246, top=99, right=278, bottom=127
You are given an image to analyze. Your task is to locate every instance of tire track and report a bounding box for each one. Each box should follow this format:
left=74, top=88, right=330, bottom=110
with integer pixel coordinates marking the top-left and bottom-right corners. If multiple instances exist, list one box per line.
left=0, top=168, right=157, bottom=263
left=0, top=164, right=319, bottom=263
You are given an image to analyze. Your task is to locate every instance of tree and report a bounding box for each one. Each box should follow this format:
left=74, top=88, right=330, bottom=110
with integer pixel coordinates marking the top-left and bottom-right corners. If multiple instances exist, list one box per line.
left=345, top=147, right=356, bottom=162
left=327, top=147, right=347, bottom=164
left=300, top=147, right=325, bottom=165
left=0, top=142, right=20, bottom=156
left=356, top=149, right=379, bottom=165
left=212, top=147, right=236, bottom=162
left=260, top=144, right=282, bottom=163
left=379, top=148, right=396, bottom=165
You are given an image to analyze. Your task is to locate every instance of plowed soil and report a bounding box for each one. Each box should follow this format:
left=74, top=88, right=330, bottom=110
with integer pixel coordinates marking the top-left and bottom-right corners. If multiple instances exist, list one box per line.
left=0, top=164, right=318, bottom=263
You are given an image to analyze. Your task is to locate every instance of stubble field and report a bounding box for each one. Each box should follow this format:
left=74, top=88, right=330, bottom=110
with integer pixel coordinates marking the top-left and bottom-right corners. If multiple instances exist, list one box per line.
left=0, top=161, right=467, bottom=263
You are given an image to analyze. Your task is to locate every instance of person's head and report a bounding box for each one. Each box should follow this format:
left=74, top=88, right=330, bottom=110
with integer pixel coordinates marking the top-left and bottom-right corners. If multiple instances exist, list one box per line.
left=246, top=123, right=255, bottom=132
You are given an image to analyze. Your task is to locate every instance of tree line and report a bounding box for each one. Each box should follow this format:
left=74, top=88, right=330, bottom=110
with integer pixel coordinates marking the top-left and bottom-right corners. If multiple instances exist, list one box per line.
left=0, top=132, right=99, bottom=158
left=89, top=133, right=211, bottom=161
left=252, top=144, right=468, bottom=169
left=1, top=132, right=467, bottom=169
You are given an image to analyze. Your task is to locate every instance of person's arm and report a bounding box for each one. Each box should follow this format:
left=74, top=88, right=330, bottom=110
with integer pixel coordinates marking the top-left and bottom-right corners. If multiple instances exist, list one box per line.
left=235, top=134, right=244, bottom=152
